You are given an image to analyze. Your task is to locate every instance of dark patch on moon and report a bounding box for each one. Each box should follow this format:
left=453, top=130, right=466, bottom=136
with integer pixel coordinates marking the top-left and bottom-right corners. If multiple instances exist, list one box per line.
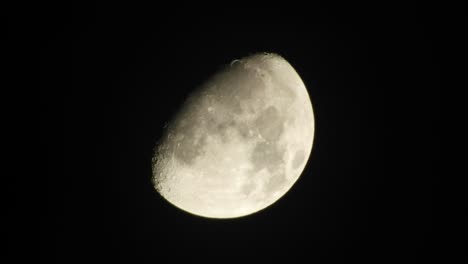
left=250, top=140, right=288, bottom=196
left=276, top=83, right=297, bottom=106
left=169, top=128, right=207, bottom=165
left=250, top=142, right=284, bottom=172
left=219, top=64, right=267, bottom=112
left=236, top=122, right=248, bottom=138
left=249, top=103, right=289, bottom=196
left=241, top=181, right=256, bottom=196
left=292, top=150, right=305, bottom=170
left=266, top=65, right=297, bottom=106
left=216, top=118, right=236, bottom=143
left=202, top=113, right=219, bottom=133
left=264, top=171, right=287, bottom=195
left=254, top=106, right=284, bottom=141
left=217, top=65, right=266, bottom=101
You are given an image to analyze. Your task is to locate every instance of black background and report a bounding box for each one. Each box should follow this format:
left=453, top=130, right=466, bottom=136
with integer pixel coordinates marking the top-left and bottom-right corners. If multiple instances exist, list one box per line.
left=34, top=2, right=441, bottom=262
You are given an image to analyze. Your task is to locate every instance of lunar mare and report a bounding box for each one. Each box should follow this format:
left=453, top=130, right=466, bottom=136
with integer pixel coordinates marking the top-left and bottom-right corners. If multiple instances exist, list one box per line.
left=152, top=53, right=314, bottom=218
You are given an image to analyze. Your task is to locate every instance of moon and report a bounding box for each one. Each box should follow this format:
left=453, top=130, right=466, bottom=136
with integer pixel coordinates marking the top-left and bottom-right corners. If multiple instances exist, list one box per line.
left=152, top=53, right=314, bottom=218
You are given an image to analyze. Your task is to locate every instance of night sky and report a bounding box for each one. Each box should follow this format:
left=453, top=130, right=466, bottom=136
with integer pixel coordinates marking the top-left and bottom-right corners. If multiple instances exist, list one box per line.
left=34, top=3, right=441, bottom=262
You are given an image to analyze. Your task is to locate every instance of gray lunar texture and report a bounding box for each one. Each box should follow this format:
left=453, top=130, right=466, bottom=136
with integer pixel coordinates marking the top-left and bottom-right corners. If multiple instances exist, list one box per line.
left=152, top=53, right=314, bottom=218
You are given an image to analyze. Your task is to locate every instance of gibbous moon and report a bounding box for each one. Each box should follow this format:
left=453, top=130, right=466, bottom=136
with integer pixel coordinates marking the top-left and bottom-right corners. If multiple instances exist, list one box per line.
left=152, top=53, right=314, bottom=218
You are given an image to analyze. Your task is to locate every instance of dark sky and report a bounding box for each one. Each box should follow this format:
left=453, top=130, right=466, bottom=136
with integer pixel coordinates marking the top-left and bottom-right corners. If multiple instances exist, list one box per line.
left=34, top=3, right=441, bottom=262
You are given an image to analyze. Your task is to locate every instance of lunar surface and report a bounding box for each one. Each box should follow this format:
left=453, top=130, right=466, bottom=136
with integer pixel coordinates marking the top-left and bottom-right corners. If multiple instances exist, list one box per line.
left=152, top=53, right=314, bottom=218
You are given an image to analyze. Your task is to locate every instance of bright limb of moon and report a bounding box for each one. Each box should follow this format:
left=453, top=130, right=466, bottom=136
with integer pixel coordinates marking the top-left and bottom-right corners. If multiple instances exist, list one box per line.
left=152, top=53, right=314, bottom=218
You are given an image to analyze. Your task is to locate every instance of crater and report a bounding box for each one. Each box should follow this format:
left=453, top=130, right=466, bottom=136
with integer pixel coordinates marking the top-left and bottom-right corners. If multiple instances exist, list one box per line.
left=174, top=132, right=207, bottom=165
left=236, top=122, right=253, bottom=139
left=166, top=114, right=208, bottom=165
